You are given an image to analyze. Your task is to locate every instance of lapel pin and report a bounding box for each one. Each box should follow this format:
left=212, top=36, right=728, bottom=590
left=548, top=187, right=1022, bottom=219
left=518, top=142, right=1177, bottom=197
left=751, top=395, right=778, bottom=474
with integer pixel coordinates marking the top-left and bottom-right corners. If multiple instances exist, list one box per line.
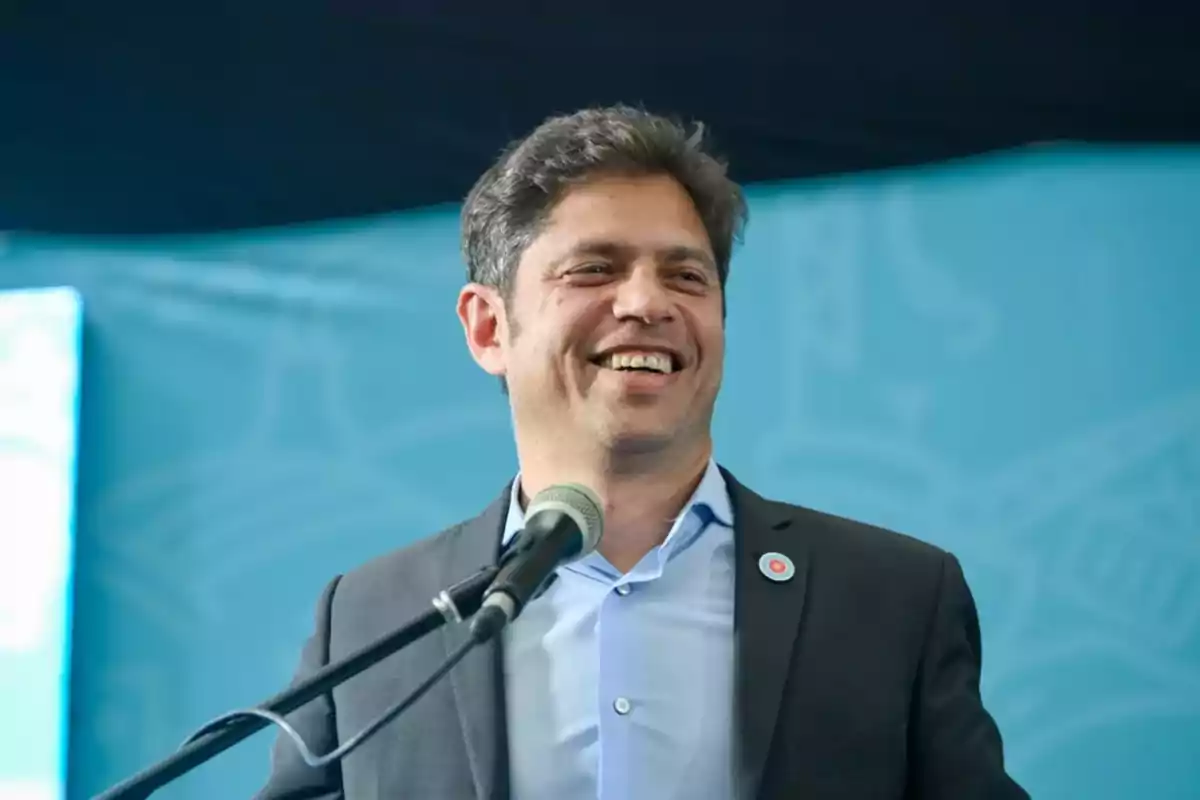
left=758, top=552, right=795, bottom=583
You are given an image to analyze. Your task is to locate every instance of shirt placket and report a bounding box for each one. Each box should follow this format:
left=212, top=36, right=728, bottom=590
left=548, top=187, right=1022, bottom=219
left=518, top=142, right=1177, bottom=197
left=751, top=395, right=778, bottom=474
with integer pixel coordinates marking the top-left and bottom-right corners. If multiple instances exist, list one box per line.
left=590, top=520, right=688, bottom=799
left=595, top=575, right=642, bottom=800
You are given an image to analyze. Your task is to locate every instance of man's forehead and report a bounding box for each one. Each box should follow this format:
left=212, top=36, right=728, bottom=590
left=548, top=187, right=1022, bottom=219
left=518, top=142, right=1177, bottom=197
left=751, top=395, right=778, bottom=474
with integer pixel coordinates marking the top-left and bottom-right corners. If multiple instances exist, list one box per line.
left=516, top=174, right=715, bottom=270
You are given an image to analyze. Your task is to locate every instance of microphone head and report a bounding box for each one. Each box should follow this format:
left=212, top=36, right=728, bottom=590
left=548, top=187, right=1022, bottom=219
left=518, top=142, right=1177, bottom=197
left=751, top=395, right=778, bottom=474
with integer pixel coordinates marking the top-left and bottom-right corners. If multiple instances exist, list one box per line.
left=527, top=483, right=604, bottom=555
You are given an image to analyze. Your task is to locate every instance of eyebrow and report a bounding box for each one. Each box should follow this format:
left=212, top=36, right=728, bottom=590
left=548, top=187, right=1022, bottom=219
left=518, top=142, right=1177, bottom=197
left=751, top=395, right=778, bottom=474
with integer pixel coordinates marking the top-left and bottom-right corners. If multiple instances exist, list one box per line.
left=548, top=240, right=717, bottom=273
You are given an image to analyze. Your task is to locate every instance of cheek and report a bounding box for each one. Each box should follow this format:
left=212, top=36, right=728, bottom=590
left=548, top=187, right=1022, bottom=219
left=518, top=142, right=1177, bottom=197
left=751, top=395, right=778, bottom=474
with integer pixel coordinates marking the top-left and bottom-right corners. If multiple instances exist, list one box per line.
left=705, top=341, right=726, bottom=381
left=513, top=294, right=607, bottom=376
left=695, top=309, right=726, bottom=363
left=508, top=317, right=579, bottom=379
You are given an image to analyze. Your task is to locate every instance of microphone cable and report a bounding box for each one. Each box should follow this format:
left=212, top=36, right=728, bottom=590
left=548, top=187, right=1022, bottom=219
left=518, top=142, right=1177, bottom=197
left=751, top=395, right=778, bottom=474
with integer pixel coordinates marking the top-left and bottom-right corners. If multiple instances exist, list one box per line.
left=178, top=621, right=494, bottom=768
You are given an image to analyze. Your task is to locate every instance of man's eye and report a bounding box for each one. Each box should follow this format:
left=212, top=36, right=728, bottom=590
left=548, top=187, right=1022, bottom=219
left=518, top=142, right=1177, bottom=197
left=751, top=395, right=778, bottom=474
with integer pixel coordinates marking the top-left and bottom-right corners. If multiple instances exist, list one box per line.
left=676, top=269, right=710, bottom=285
left=565, top=263, right=614, bottom=279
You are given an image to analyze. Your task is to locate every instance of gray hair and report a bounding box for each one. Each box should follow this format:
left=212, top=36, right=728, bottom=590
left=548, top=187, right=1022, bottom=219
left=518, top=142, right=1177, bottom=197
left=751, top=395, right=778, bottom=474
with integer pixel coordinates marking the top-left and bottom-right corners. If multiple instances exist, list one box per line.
left=460, top=105, right=748, bottom=299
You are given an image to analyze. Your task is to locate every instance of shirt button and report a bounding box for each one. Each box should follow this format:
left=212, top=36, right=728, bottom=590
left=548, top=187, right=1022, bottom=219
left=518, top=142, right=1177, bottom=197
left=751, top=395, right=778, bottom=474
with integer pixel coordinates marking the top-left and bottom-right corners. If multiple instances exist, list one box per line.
left=615, top=584, right=632, bottom=596
left=613, top=697, right=633, bottom=715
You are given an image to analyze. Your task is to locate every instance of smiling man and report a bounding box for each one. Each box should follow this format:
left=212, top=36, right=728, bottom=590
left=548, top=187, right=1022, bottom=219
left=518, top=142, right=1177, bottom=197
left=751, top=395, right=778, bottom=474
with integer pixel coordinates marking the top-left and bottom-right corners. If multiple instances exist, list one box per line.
left=257, top=106, right=1029, bottom=800
left=459, top=166, right=729, bottom=576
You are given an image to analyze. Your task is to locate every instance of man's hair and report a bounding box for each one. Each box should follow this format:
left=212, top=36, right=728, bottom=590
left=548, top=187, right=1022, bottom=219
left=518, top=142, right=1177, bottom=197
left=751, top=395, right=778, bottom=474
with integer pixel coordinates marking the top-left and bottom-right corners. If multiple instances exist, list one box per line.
left=460, top=105, right=748, bottom=299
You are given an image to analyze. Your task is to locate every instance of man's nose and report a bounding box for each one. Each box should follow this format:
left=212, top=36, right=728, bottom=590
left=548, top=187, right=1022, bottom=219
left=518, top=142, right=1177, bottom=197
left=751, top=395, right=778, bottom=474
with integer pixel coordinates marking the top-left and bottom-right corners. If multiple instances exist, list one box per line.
left=612, top=266, right=674, bottom=324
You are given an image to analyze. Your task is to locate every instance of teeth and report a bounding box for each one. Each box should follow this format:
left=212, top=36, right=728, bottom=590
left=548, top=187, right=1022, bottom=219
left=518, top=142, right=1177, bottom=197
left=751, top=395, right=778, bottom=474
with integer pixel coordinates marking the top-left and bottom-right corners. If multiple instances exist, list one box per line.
left=603, top=352, right=674, bottom=373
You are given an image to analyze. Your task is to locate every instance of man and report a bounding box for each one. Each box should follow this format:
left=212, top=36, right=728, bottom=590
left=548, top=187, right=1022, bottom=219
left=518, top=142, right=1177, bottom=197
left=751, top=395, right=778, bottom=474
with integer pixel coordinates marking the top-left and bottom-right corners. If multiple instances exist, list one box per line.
left=257, top=106, right=1028, bottom=799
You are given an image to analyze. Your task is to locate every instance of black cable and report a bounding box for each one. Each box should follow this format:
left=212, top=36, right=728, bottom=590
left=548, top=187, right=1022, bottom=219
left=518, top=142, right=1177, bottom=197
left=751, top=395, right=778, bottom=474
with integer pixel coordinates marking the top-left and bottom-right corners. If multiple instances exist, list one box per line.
left=178, top=632, right=481, bottom=768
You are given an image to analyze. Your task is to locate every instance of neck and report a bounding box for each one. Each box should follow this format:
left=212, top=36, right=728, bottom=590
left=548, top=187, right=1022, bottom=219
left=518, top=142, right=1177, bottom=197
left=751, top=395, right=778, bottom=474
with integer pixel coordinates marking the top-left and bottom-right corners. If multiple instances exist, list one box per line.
left=516, top=436, right=713, bottom=573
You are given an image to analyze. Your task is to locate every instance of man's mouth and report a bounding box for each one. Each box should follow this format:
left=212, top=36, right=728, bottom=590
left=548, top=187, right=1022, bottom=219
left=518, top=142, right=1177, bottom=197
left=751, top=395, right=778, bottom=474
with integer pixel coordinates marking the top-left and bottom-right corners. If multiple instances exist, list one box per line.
left=589, top=350, right=681, bottom=375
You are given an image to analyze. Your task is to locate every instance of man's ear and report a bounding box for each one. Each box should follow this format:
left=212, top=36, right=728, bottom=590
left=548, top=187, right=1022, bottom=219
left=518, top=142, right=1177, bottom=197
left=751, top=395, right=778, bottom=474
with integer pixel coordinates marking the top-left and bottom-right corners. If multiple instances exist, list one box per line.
left=457, top=283, right=510, bottom=378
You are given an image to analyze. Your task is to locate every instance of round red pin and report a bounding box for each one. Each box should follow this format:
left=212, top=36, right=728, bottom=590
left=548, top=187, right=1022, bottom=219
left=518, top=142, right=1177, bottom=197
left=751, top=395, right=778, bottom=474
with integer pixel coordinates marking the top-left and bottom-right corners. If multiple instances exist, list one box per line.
left=758, top=551, right=795, bottom=582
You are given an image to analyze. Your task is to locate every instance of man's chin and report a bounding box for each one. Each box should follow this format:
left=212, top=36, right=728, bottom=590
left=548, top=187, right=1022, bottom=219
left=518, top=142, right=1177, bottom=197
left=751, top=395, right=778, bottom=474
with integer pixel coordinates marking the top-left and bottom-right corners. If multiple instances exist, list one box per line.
left=591, top=416, right=683, bottom=456
left=583, top=396, right=713, bottom=455
left=606, top=431, right=676, bottom=457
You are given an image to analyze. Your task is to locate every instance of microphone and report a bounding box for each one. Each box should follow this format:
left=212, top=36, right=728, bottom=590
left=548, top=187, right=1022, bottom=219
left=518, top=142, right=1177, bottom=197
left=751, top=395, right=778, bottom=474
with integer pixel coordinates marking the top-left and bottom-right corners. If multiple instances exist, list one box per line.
left=469, top=482, right=604, bottom=642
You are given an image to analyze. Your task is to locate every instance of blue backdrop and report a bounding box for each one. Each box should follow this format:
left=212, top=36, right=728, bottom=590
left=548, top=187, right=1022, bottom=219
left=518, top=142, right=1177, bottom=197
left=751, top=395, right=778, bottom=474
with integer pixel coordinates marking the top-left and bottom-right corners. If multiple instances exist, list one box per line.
left=2, top=145, right=1198, bottom=798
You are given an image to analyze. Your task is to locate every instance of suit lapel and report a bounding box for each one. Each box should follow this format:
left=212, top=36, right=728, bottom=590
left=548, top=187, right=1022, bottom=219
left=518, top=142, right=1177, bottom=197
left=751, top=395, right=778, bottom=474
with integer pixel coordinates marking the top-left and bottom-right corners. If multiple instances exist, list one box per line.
left=441, top=487, right=513, bottom=800
left=724, top=471, right=810, bottom=800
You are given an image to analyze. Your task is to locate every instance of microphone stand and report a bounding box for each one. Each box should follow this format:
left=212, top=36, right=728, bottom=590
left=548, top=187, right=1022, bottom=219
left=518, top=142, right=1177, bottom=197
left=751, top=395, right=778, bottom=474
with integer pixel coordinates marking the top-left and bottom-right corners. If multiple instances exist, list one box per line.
left=93, top=565, right=499, bottom=800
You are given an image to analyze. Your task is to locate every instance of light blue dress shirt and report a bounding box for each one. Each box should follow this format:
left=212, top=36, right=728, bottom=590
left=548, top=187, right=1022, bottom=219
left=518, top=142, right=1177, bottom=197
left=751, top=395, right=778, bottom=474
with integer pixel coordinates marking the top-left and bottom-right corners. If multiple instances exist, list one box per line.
left=501, top=460, right=737, bottom=800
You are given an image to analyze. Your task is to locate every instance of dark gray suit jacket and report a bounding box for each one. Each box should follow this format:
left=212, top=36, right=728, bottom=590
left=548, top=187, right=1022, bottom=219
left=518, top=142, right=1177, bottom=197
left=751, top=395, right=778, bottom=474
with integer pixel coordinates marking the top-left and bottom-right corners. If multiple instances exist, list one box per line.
left=257, top=469, right=1029, bottom=799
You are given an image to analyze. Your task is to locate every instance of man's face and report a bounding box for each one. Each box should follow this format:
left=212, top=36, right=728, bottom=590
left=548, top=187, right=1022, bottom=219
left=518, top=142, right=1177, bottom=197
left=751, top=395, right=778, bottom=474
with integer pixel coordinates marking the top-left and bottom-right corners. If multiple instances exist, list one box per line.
left=460, top=173, right=725, bottom=458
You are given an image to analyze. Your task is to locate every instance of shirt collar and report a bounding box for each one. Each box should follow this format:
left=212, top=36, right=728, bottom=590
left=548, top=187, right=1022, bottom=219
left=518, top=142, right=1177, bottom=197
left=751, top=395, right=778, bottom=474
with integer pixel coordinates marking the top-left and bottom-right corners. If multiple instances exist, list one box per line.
left=500, top=458, right=733, bottom=549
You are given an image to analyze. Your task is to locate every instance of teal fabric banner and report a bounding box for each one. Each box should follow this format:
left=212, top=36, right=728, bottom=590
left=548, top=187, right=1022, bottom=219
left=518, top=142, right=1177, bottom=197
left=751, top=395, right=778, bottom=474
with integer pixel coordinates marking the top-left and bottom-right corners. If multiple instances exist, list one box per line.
left=2, top=146, right=1198, bottom=798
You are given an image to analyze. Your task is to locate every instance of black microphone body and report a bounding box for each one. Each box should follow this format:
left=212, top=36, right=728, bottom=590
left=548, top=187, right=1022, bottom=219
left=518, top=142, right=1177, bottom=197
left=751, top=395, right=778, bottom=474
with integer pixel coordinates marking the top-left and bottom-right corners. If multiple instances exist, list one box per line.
left=470, top=483, right=603, bottom=641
